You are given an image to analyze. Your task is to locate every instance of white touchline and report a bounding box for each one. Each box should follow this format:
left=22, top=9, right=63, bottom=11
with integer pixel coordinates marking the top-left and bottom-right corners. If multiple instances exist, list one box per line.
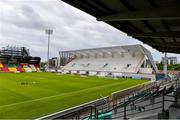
left=0, top=81, right=125, bottom=109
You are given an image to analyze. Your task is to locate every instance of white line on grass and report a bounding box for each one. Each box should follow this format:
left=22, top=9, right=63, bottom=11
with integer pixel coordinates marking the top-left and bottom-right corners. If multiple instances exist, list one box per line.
left=0, top=80, right=129, bottom=109
left=37, top=81, right=149, bottom=119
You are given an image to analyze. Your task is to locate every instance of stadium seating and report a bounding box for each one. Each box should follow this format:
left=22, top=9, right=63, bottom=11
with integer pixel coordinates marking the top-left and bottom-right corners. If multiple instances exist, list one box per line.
left=37, top=67, right=41, bottom=72
left=8, top=67, right=17, bottom=72
left=21, top=63, right=32, bottom=72
left=83, top=111, right=112, bottom=120
left=29, top=64, right=41, bottom=72
left=0, top=63, right=40, bottom=73
left=15, top=64, right=24, bottom=72
left=29, top=64, right=37, bottom=72
left=0, top=63, right=3, bottom=72
left=1, top=64, right=9, bottom=72
left=63, top=54, right=144, bottom=73
left=0, top=63, right=3, bottom=68
left=61, top=45, right=158, bottom=80
left=34, top=64, right=41, bottom=72
left=23, top=67, right=32, bottom=72
left=0, top=63, right=24, bottom=73
left=7, top=64, right=17, bottom=72
left=0, top=46, right=41, bottom=73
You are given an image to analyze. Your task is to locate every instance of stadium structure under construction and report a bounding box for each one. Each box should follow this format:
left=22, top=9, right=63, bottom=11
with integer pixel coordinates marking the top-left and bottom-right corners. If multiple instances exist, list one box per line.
left=0, top=46, right=41, bottom=73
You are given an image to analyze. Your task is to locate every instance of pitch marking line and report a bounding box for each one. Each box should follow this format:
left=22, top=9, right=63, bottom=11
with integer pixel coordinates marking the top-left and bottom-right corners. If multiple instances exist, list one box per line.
left=0, top=81, right=128, bottom=109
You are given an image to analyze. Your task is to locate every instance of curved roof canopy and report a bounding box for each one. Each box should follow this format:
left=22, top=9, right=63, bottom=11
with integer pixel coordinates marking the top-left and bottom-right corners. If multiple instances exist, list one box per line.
left=60, top=44, right=159, bottom=72
left=62, top=0, right=180, bottom=53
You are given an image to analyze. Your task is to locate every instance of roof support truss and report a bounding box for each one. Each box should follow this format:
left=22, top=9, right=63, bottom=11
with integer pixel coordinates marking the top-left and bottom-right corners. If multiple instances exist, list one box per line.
left=97, top=6, right=180, bottom=21
left=129, top=31, right=180, bottom=38
left=144, top=42, right=180, bottom=47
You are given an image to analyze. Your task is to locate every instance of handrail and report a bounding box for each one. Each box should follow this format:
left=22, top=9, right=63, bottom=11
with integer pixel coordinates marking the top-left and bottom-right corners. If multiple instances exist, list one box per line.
left=38, top=77, right=179, bottom=119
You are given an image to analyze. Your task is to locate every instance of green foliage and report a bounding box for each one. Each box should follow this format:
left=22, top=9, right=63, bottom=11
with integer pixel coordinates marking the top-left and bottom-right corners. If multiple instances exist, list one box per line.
left=40, top=62, right=46, bottom=67
left=0, top=73, right=146, bottom=119
left=40, top=62, right=47, bottom=71
left=156, top=63, right=164, bottom=70
left=156, top=64, right=180, bottom=70
left=168, top=64, right=180, bottom=70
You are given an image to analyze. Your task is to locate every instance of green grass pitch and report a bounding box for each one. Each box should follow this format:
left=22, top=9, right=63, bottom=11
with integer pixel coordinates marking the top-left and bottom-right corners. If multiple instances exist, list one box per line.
left=0, top=72, right=147, bottom=119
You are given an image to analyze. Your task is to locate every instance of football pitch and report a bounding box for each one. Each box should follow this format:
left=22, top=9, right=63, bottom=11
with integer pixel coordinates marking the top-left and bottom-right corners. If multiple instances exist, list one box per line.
left=0, top=72, right=147, bottom=119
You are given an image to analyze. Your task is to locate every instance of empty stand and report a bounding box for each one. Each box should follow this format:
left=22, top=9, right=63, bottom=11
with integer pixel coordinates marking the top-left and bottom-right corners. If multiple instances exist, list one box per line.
left=63, top=54, right=144, bottom=73
left=0, top=63, right=3, bottom=72
left=0, top=46, right=41, bottom=73
left=61, top=45, right=157, bottom=79
left=0, top=63, right=39, bottom=73
left=29, top=64, right=37, bottom=72
left=0, top=63, right=3, bottom=68
left=21, top=63, right=32, bottom=72
left=15, top=64, right=24, bottom=72
left=7, top=64, right=17, bottom=72
left=1, top=64, right=9, bottom=72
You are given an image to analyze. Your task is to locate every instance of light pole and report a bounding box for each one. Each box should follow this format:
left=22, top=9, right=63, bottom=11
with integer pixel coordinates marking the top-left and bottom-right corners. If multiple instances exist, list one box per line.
left=164, top=52, right=168, bottom=79
left=45, top=29, right=53, bottom=70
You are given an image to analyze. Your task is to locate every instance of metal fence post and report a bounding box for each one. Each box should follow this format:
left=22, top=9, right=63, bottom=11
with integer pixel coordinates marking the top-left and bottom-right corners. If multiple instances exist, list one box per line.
left=162, top=88, right=165, bottom=112
left=90, top=105, right=93, bottom=119
left=94, top=106, right=97, bottom=120
left=176, top=78, right=178, bottom=90
left=77, top=110, right=80, bottom=119
left=124, top=101, right=127, bottom=119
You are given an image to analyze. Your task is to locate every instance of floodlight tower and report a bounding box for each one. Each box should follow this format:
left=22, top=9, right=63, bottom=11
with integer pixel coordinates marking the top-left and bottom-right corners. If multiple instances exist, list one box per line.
left=45, top=29, right=53, bottom=70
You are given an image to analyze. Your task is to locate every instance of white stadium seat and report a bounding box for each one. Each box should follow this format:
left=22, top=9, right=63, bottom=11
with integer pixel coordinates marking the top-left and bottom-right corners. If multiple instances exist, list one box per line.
left=60, top=45, right=158, bottom=80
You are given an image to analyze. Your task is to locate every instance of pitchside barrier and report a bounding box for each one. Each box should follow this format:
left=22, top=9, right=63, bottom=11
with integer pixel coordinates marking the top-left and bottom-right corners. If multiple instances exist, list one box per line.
left=37, top=81, right=155, bottom=119
left=111, top=80, right=175, bottom=105
left=36, top=96, right=107, bottom=119
left=37, top=78, right=178, bottom=119
left=37, top=75, right=179, bottom=119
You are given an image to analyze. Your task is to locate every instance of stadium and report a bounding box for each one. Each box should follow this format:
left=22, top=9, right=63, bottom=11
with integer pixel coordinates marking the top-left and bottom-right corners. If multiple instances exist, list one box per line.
left=0, top=0, right=180, bottom=119
left=59, top=44, right=158, bottom=81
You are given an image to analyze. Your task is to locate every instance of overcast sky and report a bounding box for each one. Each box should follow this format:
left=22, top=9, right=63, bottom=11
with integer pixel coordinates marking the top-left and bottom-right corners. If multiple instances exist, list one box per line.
left=0, top=0, right=179, bottom=62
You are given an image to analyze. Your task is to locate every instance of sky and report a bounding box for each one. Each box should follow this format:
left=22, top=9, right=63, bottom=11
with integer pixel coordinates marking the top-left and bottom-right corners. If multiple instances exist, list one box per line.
left=0, top=0, right=179, bottom=62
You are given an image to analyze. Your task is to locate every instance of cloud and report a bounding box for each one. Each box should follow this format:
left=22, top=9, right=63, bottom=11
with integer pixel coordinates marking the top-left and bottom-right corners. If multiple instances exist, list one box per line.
left=0, top=0, right=179, bottom=62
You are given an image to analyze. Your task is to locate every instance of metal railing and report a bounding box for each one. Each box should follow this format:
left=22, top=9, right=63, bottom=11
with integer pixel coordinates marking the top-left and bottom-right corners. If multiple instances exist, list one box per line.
left=111, top=86, right=175, bottom=119
left=39, top=75, right=179, bottom=120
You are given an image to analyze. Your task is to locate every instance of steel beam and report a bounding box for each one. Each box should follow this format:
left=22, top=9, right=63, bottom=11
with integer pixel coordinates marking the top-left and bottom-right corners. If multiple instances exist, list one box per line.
left=144, top=42, right=180, bottom=47
left=129, top=31, right=180, bottom=38
left=97, top=6, right=180, bottom=21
